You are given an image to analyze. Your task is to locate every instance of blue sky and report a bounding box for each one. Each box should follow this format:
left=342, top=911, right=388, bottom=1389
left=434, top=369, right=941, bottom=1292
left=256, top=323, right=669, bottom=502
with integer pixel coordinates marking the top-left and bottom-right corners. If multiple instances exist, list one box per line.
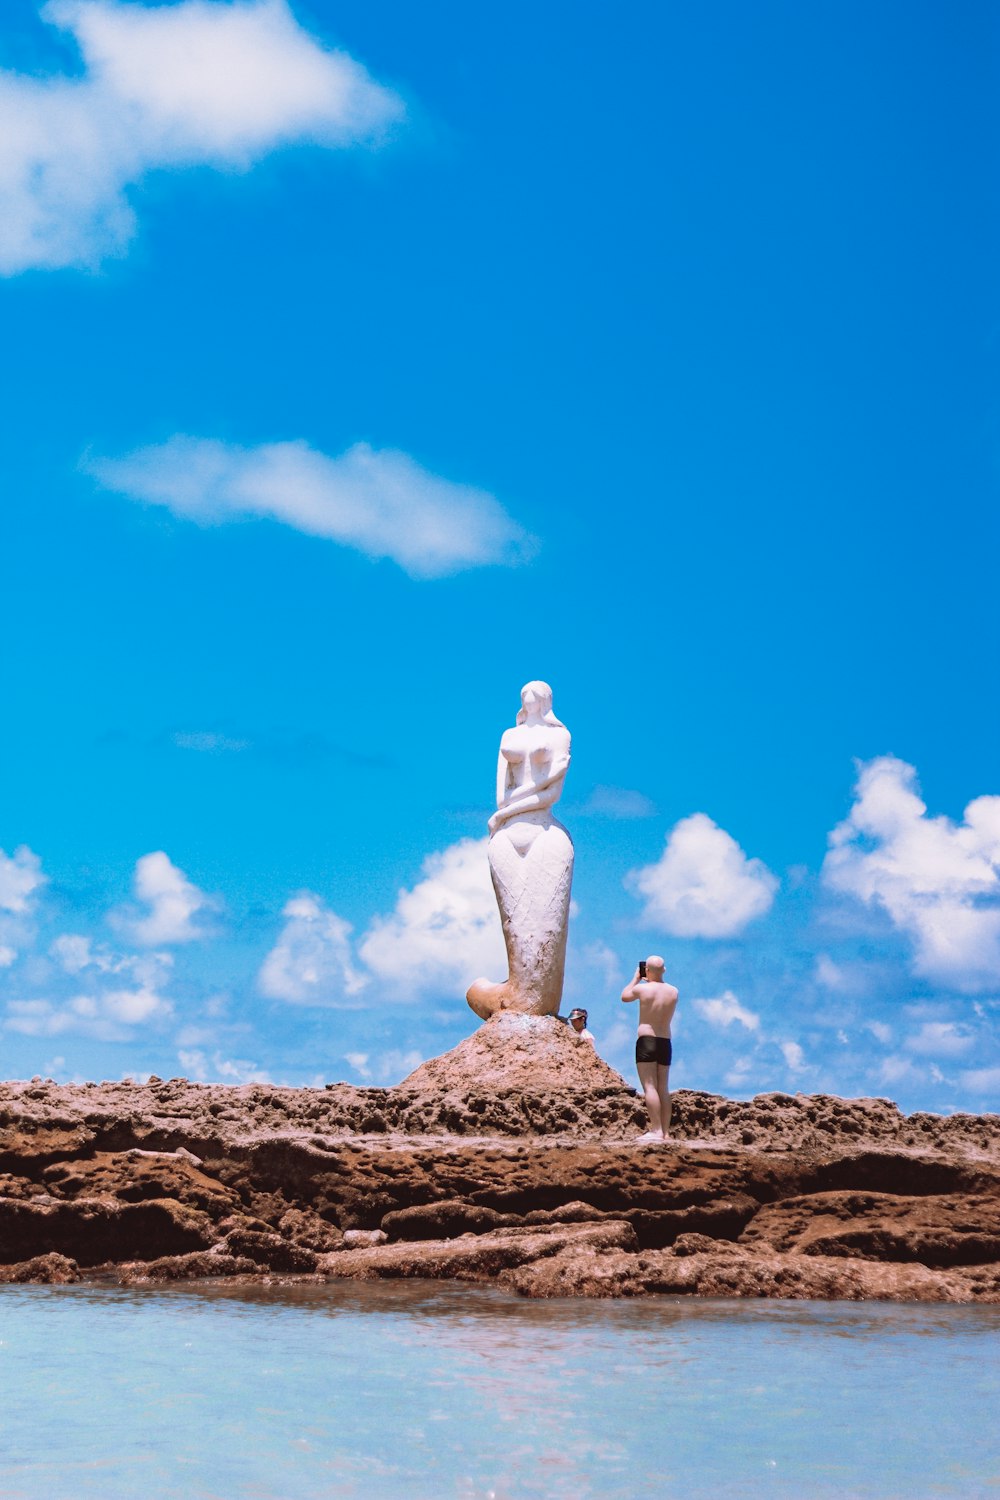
left=1, top=0, right=998, bottom=1110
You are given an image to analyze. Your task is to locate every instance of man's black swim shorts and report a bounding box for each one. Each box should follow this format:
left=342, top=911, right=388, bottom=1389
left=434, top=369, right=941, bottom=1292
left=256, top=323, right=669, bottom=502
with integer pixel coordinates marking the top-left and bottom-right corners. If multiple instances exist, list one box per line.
left=635, top=1035, right=672, bottom=1066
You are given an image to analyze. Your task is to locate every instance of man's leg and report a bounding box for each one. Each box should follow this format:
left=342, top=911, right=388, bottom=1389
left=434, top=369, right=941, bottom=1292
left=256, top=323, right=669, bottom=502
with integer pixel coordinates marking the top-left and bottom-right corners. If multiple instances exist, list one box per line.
left=636, top=1059, right=663, bottom=1139
left=657, top=1064, right=671, bottom=1137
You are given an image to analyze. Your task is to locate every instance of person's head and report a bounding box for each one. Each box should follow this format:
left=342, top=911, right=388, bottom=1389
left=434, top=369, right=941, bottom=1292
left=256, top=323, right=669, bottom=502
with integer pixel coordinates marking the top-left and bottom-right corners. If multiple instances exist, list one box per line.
left=645, top=955, right=665, bottom=979
left=568, top=1007, right=588, bottom=1032
left=516, top=680, right=566, bottom=728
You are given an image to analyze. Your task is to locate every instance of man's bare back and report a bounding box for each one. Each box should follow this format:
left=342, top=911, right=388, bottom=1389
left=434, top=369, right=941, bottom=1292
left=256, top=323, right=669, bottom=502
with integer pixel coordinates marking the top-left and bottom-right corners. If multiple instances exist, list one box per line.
left=621, top=954, right=678, bottom=1142
left=633, top=980, right=679, bottom=1039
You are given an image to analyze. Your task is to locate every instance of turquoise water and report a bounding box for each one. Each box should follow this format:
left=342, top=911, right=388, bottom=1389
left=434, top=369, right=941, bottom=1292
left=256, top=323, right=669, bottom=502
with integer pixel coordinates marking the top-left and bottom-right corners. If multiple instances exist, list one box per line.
left=0, top=1283, right=998, bottom=1499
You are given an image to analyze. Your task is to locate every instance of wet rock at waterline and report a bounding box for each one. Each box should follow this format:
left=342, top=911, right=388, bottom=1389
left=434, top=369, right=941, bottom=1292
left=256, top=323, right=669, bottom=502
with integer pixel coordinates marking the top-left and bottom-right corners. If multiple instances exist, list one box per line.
left=1, top=1076, right=998, bottom=1301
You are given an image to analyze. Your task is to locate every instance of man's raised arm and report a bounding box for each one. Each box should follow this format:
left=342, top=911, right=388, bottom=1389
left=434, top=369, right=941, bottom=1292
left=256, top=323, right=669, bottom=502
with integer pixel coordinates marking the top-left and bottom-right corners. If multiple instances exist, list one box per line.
left=621, top=965, right=643, bottom=1003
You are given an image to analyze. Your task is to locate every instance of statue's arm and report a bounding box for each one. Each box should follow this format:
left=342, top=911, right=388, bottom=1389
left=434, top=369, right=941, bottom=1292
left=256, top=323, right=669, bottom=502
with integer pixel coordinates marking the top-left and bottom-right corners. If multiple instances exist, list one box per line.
left=531, top=746, right=572, bottom=797
left=498, top=732, right=571, bottom=805
left=495, top=749, right=509, bottom=810
left=492, top=788, right=555, bottom=825
left=489, top=754, right=570, bottom=830
left=503, top=750, right=570, bottom=806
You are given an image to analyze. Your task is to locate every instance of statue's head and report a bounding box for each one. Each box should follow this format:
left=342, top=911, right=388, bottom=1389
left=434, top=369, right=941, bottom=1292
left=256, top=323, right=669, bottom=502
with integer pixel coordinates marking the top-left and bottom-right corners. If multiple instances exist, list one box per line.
left=516, top=680, right=566, bottom=728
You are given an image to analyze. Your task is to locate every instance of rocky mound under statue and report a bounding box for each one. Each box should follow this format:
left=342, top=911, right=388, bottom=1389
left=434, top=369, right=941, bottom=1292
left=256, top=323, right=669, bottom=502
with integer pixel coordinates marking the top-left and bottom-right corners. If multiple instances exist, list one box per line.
left=467, top=680, right=574, bottom=1019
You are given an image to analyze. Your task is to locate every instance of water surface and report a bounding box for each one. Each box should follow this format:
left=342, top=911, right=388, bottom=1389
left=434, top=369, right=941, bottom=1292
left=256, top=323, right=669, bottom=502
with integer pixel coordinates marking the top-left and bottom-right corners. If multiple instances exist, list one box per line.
left=1, top=1282, right=997, bottom=1498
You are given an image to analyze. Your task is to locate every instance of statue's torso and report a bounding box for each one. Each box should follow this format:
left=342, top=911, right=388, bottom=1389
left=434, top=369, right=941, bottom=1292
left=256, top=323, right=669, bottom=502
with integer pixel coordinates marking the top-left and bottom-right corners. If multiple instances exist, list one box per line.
left=500, top=725, right=569, bottom=795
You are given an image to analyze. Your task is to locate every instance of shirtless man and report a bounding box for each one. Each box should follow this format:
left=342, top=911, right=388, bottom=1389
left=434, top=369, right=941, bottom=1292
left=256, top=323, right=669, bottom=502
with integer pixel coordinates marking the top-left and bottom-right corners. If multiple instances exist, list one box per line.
left=621, top=955, right=678, bottom=1143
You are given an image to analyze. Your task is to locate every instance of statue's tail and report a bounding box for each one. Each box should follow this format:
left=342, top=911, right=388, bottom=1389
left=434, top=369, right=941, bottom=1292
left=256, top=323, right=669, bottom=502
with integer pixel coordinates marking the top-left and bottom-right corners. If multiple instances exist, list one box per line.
left=466, top=977, right=505, bottom=1020
left=467, top=976, right=558, bottom=1020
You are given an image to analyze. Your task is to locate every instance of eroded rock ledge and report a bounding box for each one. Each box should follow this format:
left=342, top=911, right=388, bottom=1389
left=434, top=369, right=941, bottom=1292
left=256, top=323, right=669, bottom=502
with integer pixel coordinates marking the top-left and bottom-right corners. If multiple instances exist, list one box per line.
left=1, top=1071, right=998, bottom=1302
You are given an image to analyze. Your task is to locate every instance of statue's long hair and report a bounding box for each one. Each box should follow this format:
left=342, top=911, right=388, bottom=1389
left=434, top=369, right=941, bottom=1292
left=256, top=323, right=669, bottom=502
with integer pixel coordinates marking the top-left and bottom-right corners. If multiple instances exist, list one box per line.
left=516, top=680, right=566, bottom=729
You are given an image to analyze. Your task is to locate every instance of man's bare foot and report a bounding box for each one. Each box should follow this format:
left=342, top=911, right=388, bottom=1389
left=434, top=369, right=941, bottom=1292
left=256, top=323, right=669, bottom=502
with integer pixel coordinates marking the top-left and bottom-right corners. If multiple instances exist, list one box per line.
left=635, top=1130, right=664, bottom=1143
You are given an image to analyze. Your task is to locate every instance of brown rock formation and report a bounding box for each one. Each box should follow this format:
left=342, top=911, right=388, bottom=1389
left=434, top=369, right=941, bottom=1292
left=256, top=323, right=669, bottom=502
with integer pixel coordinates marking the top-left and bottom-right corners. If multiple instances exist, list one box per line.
left=399, top=1012, right=631, bottom=1093
left=1, top=1070, right=998, bottom=1301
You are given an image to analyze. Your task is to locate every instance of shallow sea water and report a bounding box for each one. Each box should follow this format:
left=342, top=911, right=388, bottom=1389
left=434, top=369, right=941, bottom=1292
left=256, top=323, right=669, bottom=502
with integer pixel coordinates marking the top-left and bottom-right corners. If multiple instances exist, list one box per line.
left=0, top=1282, right=998, bottom=1499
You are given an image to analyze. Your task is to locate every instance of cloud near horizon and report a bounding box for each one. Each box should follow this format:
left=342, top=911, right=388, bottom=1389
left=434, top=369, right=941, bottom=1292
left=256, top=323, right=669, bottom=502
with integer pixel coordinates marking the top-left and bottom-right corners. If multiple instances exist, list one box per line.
left=258, top=893, right=368, bottom=1006
left=257, top=838, right=505, bottom=1008
left=6, top=936, right=173, bottom=1041
left=626, top=813, right=778, bottom=938
left=5, top=988, right=170, bottom=1039
left=360, top=837, right=506, bottom=996
left=0, top=845, right=48, bottom=972
left=86, top=437, right=537, bottom=578
left=0, top=846, right=47, bottom=915
left=113, top=851, right=219, bottom=946
left=342, top=1047, right=423, bottom=1085
left=904, top=1021, right=974, bottom=1058
left=0, top=0, right=404, bottom=274
left=177, top=1047, right=270, bottom=1085
left=692, top=991, right=761, bottom=1031
left=823, top=756, right=1000, bottom=991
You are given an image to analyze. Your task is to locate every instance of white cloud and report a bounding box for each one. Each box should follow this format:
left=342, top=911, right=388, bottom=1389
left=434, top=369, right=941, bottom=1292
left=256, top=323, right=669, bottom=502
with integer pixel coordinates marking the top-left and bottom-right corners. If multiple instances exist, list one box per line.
left=625, top=813, right=778, bottom=937
left=172, top=731, right=249, bottom=753
left=593, top=1017, right=631, bottom=1060
left=904, top=1021, right=974, bottom=1059
left=693, top=991, right=760, bottom=1032
left=0, top=0, right=403, bottom=274
left=724, top=1056, right=755, bottom=1090
left=4, top=935, right=175, bottom=1038
left=337, top=1046, right=422, bottom=1085
left=878, top=1053, right=918, bottom=1087
left=51, top=934, right=98, bottom=974
left=51, top=931, right=172, bottom=984
left=87, top=437, right=536, bottom=579
left=823, top=756, right=1000, bottom=991
left=360, top=837, right=505, bottom=997
left=814, top=954, right=847, bottom=990
left=259, top=893, right=368, bottom=1005
left=0, top=845, right=46, bottom=914
left=369, top=1047, right=423, bottom=1086
left=113, top=851, right=218, bottom=946
left=4, top=1000, right=64, bottom=1036
left=0, top=945, right=16, bottom=969
left=780, top=1040, right=806, bottom=1072
left=577, top=785, right=656, bottom=819
left=177, top=1048, right=269, bottom=1084
left=865, top=1019, right=893, bottom=1045
left=101, top=986, right=164, bottom=1024
left=578, top=940, right=622, bottom=989
left=5, top=980, right=171, bottom=1039
left=958, top=1065, right=1000, bottom=1096
left=813, top=954, right=879, bottom=997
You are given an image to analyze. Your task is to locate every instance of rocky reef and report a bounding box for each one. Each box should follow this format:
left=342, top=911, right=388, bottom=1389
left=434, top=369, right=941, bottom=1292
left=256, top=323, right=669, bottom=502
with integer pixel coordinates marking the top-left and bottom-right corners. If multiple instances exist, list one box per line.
left=2, top=1016, right=998, bottom=1301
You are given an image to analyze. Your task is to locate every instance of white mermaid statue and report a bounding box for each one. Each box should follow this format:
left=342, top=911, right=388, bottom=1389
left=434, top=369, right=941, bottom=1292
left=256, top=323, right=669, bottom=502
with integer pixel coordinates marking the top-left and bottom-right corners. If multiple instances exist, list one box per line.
left=466, top=680, right=574, bottom=1019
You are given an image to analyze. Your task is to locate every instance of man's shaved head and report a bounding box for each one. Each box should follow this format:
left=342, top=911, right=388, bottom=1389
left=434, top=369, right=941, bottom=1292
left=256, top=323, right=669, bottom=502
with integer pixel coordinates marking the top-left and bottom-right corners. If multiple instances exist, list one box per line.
left=646, top=955, right=665, bottom=976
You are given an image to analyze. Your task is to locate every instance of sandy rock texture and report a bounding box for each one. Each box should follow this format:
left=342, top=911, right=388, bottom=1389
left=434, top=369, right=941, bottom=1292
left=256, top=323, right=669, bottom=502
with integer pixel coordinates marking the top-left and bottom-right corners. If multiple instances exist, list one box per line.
left=1, top=1024, right=998, bottom=1302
